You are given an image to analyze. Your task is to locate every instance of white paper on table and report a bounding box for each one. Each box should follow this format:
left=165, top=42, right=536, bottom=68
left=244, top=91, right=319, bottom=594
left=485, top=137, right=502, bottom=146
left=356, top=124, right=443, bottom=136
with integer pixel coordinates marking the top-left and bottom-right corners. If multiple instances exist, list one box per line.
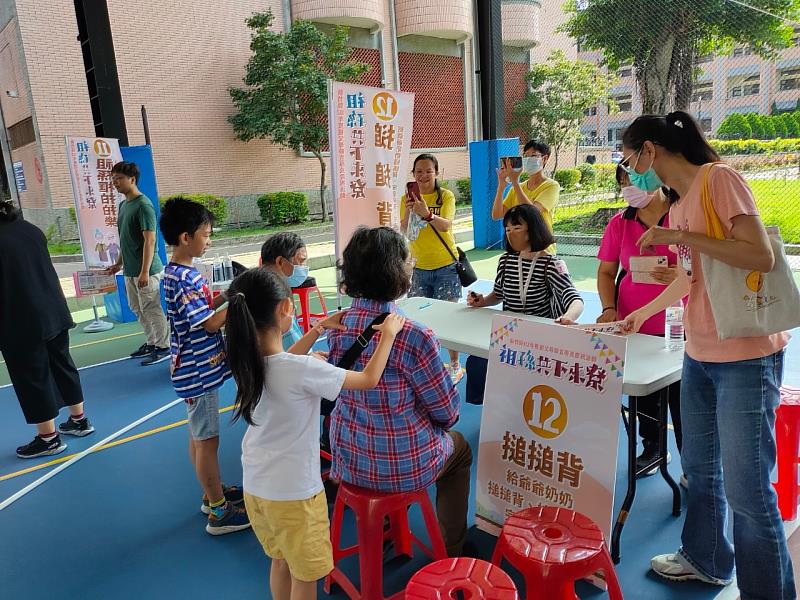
left=570, top=321, right=628, bottom=335
left=629, top=255, right=667, bottom=284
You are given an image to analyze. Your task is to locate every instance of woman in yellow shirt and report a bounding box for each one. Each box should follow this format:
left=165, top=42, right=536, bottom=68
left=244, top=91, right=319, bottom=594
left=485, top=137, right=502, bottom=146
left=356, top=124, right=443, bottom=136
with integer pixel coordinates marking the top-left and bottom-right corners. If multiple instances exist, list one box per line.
left=491, top=140, right=559, bottom=254
left=401, top=153, right=464, bottom=384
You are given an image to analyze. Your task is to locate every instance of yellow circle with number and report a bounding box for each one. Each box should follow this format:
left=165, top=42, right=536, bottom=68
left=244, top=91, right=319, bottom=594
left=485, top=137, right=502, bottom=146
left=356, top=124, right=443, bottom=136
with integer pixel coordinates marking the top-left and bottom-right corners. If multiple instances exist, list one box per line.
left=372, top=92, right=398, bottom=122
left=745, top=270, right=763, bottom=292
left=522, top=385, right=568, bottom=439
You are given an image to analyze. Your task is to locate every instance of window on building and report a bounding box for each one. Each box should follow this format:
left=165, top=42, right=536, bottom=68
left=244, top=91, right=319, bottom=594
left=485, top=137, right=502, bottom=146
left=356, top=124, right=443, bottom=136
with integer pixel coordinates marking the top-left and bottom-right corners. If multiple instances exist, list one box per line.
left=793, top=27, right=800, bottom=46
left=744, top=75, right=760, bottom=96
left=692, top=84, right=713, bottom=103
left=608, top=128, right=614, bottom=142
left=732, top=45, right=753, bottom=58
left=8, top=117, right=35, bottom=149
left=590, top=130, right=597, bottom=138
left=699, top=118, right=712, bottom=133
left=695, top=54, right=713, bottom=64
left=617, top=65, right=632, bottom=78
left=779, top=67, right=800, bottom=91
left=399, top=51, right=466, bottom=148
left=614, top=94, right=633, bottom=112
left=584, top=106, right=597, bottom=116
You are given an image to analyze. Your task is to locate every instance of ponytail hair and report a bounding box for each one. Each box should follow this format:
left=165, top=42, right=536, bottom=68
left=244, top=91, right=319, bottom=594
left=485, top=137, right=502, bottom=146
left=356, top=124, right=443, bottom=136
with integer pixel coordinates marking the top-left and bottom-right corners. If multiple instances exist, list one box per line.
left=412, top=153, right=443, bottom=206
left=225, top=268, right=291, bottom=425
left=622, top=111, right=720, bottom=166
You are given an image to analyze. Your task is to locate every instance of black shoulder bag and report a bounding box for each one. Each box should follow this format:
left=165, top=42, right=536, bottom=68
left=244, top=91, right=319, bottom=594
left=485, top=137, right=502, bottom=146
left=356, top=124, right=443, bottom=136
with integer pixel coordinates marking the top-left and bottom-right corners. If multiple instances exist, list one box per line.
left=320, top=312, right=390, bottom=415
left=428, top=221, right=477, bottom=287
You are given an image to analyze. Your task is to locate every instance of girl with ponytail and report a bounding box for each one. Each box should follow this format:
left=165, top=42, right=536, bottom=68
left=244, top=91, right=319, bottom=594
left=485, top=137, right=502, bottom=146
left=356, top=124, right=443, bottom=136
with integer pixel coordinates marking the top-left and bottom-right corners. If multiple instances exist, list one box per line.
left=620, top=112, right=794, bottom=597
left=226, top=268, right=405, bottom=600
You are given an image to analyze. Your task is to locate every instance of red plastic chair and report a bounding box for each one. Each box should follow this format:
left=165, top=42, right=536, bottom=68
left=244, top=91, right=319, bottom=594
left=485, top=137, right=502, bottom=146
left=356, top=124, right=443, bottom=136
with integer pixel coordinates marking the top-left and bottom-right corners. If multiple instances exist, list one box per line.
left=292, top=284, right=328, bottom=333
left=774, top=385, right=800, bottom=520
left=491, top=506, right=623, bottom=600
left=406, top=558, right=519, bottom=599
left=325, top=482, right=448, bottom=600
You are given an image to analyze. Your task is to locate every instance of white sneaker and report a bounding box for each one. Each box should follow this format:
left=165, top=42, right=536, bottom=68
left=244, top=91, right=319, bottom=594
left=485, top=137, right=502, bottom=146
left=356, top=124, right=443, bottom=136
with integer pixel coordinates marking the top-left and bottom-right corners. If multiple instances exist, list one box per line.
left=651, top=553, right=730, bottom=586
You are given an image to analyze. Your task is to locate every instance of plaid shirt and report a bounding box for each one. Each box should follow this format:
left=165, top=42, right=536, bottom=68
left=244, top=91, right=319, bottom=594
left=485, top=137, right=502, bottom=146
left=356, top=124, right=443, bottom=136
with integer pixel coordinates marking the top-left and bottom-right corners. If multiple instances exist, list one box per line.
left=328, top=298, right=460, bottom=492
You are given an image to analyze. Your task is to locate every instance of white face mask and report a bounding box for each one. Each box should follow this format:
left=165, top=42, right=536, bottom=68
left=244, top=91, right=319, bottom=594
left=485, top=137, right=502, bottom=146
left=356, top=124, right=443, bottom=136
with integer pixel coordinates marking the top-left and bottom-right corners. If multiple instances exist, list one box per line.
left=523, top=156, right=542, bottom=175
left=621, top=185, right=651, bottom=208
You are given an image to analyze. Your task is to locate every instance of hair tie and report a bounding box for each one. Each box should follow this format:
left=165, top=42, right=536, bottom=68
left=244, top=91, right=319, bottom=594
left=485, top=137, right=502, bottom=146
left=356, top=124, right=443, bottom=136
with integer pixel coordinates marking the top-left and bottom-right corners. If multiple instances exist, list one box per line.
left=673, top=119, right=684, bottom=128
left=233, top=292, right=245, bottom=300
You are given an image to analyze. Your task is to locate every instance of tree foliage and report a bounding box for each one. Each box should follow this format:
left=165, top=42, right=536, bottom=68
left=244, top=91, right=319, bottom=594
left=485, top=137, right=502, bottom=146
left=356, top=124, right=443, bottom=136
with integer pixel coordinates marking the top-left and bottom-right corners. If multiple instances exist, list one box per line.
left=229, top=10, right=369, bottom=221
left=717, top=113, right=752, bottom=140
left=511, top=50, right=618, bottom=171
left=562, top=0, right=796, bottom=114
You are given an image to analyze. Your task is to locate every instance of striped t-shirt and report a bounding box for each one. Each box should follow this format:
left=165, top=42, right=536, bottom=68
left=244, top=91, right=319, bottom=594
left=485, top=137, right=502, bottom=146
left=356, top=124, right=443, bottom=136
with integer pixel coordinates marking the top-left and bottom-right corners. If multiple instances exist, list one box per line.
left=493, top=252, right=582, bottom=318
left=164, top=263, right=231, bottom=399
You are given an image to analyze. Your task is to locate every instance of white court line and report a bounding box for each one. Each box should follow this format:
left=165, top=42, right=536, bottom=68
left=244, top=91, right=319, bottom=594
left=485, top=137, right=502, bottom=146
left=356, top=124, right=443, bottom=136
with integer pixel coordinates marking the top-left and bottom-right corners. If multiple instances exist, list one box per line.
left=713, top=517, right=800, bottom=600
left=0, top=397, right=183, bottom=512
left=0, top=356, right=130, bottom=390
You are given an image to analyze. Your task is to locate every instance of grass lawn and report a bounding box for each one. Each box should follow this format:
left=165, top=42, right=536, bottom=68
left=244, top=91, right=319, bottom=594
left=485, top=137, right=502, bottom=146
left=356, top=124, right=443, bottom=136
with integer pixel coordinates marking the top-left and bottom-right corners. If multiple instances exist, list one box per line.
left=47, top=241, right=82, bottom=256
left=553, top=179, right=800, bottom=243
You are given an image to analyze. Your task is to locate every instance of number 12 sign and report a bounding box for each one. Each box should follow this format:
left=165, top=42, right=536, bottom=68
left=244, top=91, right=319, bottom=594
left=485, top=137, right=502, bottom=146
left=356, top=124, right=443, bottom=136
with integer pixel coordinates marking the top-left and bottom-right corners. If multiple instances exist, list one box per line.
left=475, top=315, right=627, bottom=540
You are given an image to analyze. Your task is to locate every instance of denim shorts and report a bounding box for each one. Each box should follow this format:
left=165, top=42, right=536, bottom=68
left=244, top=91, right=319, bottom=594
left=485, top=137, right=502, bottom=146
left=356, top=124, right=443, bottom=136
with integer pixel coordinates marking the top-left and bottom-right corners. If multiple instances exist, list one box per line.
left=185, top=389, right=220, bottom=441
left=409, top=263, right=461, bottom=301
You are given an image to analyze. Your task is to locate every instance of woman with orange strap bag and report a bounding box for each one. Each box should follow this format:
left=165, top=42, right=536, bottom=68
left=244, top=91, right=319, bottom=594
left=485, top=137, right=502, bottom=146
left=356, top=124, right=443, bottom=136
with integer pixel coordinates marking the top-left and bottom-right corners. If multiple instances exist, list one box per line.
left=619, top=112, right=797, bottom=599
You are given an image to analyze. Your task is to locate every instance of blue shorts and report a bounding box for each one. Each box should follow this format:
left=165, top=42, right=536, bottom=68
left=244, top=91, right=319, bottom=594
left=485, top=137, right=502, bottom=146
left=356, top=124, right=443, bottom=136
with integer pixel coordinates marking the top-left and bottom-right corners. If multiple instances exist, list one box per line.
left=409, top=264, right=461, bottom=301
left=185, top=389, right=220, bottom=441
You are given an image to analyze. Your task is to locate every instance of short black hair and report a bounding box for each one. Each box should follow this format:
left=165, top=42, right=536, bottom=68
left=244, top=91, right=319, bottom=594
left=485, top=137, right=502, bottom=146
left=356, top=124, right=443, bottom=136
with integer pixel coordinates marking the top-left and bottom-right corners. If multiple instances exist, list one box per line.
left=111, top=161, right=140, bottom=183
left=0, top=200, right=20, bottom=223
left=503, top=204, right=555, bottom=253
left=523, top=140, right=550, bottom=157
left=260, top=232, right=305, bottom=265
left=338, top=227, right=410, bottom=302
left=159, top=196, right=214, bottom=246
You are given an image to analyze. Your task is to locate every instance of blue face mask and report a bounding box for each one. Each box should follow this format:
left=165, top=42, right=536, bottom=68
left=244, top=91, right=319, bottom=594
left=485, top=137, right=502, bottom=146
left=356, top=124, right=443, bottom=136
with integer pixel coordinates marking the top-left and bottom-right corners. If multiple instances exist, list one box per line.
left=286, top=264, right=309, bottom=288
left=624, top=149, right=664, bottom=192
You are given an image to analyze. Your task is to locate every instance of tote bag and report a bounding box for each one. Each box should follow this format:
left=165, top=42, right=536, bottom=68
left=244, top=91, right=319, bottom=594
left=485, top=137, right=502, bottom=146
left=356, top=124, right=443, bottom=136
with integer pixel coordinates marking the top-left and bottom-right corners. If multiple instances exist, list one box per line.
left=699, top=165, right=800, bottom=339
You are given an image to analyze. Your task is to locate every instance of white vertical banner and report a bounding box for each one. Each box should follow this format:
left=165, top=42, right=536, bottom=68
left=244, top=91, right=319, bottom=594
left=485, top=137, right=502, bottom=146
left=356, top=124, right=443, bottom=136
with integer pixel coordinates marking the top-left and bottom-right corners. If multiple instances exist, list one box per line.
left=65, top=136, right=124, bottom=269
left=327, top=81, right=414, bottom=260
left=476, top=316, right=626, bottom=541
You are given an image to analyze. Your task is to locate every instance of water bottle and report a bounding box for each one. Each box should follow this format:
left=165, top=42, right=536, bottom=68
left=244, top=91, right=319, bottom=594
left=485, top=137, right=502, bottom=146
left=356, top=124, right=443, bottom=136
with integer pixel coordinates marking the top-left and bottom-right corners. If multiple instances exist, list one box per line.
left=212, top=257, right=223, bottom=283
left=664, top=300, right=685, bottom=352
left=223, top=255, right=233, bottom=281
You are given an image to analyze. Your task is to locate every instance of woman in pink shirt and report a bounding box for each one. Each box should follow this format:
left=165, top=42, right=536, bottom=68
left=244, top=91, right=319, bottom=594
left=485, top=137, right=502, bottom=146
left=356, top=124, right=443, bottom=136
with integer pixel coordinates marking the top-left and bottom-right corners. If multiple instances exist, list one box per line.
left=621, top=112, right=794, bottom=599
left=597, top=165, right=682, bottom=477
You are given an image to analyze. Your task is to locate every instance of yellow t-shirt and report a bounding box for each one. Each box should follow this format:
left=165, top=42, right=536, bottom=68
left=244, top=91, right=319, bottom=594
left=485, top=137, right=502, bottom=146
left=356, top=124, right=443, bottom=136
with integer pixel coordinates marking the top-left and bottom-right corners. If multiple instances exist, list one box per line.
left=400, top=188, right=457, bottom=270
left=502, top=177, right=560, bottom=253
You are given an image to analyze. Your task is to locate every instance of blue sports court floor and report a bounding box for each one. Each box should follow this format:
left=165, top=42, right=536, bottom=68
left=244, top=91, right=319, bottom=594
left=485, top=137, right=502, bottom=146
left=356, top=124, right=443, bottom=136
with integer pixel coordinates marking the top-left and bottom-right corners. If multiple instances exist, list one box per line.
left=0, top=289, right=798, bottom=599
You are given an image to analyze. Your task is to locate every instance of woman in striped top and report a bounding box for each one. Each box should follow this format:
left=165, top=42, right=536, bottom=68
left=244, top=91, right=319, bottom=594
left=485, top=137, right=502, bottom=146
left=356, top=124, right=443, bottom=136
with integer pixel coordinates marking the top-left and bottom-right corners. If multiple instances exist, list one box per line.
left=464, top=204, right=584, bottom=404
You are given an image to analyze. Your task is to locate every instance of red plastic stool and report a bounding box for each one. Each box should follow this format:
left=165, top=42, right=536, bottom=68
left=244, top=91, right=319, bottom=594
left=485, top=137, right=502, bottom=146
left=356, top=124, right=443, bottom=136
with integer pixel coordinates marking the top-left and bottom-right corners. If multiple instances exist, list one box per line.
left=325, top=482, right=448, bottom=600
left=491, top=507, right=622, bottom=600
left=292, top=284, right=328, bottom=333
left=406, top=558, right=519, bottom=599
left=774, top=385, right=800, bottom=520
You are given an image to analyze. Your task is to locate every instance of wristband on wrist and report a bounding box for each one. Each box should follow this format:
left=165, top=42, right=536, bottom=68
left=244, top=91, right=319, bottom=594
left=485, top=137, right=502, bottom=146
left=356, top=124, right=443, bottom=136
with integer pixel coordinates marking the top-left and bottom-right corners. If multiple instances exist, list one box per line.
left=602, top=306, right=616, bottom=312
left=423, top=210, right=434, bottom=222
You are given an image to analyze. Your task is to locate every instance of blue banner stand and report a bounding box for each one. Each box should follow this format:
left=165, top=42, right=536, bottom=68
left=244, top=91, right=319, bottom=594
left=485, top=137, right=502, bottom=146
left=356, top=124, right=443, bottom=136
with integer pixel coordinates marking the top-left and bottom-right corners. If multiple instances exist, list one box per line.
left=103, top=145, right=167, bottom=323
left=469, top=138, right=520, bottom=250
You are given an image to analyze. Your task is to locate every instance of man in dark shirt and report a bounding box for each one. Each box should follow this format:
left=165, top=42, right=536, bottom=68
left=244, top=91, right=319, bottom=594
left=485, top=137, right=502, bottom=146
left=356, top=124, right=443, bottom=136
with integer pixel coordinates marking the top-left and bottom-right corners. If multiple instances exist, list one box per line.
left=0, top=201, right=95, bottom=458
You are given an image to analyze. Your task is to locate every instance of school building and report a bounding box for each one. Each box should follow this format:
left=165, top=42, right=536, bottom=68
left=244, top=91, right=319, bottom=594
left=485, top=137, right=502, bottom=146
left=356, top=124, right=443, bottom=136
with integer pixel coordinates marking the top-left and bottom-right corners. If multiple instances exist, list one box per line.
left=0, top=0, right=578, bottom=232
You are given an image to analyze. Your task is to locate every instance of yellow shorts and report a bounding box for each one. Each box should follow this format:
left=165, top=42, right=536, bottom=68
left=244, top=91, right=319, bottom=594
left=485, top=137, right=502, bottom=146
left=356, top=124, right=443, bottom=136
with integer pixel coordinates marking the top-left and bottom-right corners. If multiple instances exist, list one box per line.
left=244, top=491, right=333, bottom=582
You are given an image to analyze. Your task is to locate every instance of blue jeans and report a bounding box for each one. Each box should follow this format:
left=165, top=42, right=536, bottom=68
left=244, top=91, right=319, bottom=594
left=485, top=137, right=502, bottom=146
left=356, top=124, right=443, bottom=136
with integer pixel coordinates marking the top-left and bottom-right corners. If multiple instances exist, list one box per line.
left=679, top=351, right=795, bottom=599
left=409, top=264, right=461, bottom=301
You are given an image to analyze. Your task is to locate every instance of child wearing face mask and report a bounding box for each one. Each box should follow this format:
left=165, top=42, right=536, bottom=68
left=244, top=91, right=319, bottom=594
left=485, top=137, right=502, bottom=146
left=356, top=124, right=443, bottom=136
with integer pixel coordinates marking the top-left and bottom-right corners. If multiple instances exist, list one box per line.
left=226, top=268, right=405, bottom=600
left=596, top=166, right=685, bottom=477
left=491, top=140, right=560, bottom=254
left=465, top=204, right=583, bottom=404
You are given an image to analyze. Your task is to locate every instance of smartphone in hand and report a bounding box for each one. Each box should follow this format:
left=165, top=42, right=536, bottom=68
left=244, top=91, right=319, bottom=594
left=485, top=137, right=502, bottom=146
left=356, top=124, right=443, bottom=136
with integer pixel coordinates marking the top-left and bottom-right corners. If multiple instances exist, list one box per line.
left=406, top=181, right=421, bottom=201
left=501, top=156, right=522, bottom=170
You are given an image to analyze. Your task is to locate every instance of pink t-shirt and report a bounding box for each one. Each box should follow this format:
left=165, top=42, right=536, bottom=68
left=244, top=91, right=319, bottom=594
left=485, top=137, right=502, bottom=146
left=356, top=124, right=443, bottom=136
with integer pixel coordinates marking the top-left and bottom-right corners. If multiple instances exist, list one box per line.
left=598, top=208, right=679, bottom=335
left=669, top=163, right=790, bottom=362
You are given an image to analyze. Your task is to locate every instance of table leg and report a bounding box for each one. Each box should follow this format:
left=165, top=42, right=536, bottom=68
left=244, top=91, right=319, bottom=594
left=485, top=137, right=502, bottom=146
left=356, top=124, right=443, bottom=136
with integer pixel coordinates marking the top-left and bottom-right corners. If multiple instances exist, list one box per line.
left=657, top=386, right=682, bottom=517
left=611, top=395, right=638, bottom=564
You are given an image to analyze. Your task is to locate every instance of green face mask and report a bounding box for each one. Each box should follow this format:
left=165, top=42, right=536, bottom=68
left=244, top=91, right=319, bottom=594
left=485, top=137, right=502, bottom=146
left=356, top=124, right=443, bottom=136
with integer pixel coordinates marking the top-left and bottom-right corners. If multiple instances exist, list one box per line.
left=624, top=149, right=664, bottom=192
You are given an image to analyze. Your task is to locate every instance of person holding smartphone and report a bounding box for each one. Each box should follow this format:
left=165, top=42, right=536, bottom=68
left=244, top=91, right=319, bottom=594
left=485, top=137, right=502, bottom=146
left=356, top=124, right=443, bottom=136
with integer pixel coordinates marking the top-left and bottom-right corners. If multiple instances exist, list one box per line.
left=400, top=153, right=464, bottom=384
left=491, top=140, right=560, bottom=254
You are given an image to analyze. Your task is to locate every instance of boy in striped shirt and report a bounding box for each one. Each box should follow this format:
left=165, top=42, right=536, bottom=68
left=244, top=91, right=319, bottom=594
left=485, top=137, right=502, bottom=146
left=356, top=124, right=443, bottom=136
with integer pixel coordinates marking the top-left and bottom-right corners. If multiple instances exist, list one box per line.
left=159, top=197, right=250, bottom=536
